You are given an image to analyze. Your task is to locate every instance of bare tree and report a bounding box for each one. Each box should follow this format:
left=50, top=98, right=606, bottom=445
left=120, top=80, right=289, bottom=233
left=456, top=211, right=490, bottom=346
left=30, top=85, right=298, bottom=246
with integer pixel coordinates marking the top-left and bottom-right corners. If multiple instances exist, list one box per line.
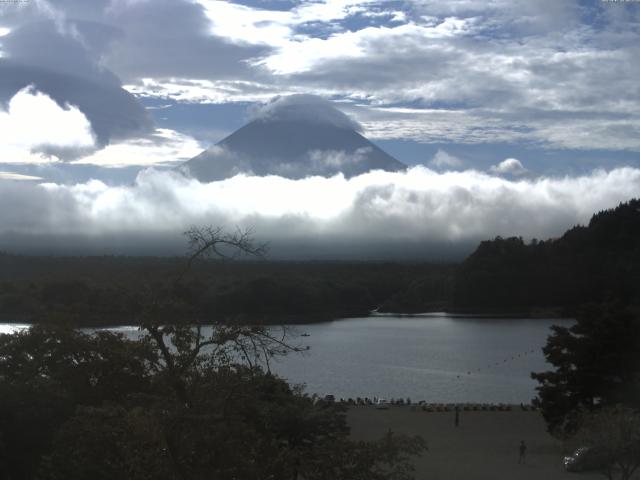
left=137, top=226, right=305, bottom=405
left=180, top=225, right=268, bottom=280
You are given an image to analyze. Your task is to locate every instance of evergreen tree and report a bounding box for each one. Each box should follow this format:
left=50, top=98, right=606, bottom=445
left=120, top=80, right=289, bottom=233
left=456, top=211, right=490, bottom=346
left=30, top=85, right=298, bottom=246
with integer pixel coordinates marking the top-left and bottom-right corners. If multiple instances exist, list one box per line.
left=532, top=304, right=640, bottom=436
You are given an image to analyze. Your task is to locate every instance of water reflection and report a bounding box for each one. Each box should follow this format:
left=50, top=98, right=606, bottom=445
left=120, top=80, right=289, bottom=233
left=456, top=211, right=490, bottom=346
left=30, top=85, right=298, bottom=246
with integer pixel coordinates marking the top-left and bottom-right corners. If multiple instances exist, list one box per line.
left=0, top=323, right=30, bottom=335
left=269, top=316, right=572, bottom=404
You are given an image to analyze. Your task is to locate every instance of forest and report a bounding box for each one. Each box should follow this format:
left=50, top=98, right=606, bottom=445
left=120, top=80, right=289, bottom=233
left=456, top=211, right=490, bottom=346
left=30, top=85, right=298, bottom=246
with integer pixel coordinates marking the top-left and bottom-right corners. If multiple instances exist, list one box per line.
left=0, top=255, right=453, bottom=326
left=451, top=198, right=640, bottom=314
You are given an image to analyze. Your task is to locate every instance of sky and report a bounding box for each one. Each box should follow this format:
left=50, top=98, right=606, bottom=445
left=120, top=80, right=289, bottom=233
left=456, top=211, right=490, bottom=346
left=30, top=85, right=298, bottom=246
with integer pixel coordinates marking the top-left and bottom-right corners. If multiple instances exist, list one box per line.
left=0, top=0, right=639, bottom=258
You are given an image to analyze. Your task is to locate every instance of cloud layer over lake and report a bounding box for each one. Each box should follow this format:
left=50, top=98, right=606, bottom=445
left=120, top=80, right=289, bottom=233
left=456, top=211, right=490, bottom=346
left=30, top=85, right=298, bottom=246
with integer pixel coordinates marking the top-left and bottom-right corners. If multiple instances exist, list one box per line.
left=1, top=166, right=638, bottom=259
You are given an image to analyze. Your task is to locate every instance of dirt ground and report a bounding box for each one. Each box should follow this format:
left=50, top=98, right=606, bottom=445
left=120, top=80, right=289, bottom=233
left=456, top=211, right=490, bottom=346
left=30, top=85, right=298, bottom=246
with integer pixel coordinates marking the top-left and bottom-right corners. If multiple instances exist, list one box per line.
left=347, top=406, right=609, bottom=480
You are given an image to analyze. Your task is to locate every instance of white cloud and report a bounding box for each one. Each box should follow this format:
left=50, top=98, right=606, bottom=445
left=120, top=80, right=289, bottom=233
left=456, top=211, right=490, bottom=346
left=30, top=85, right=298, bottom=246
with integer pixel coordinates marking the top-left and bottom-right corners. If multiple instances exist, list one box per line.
left=71, top=129, right=203, bottom=168
left=292, top=0, right=374, bottom=23
left=0, top=87, right=96, bottom=164
left=257, top=19, right=477, bottom=74
left=531, top=117, right=640, bottom=151
left=0, top=86, right=200, bottom=168
left=1, top=166, right=638, bottom=257
left=123, top=78, right=301, bottom=104
left=489, top=158, right=528, bottom=176
left=429, top=149, right=464, bottom=169
left=99, top=0, right=640, bottom=154
left=268, top=147, right=372, bottom=177
left=249, top=94, right=362, bottom=131
left=0, top=171, right=42, bottom=181
left=197, top=0, right=379, bottom=49
left=188, top=1, right=638, bottom=152
left=354, top=106, right=532, bottom=145
left=308, top=147, right=370, bottom=168
left=197, top=0, right=293, bottom=47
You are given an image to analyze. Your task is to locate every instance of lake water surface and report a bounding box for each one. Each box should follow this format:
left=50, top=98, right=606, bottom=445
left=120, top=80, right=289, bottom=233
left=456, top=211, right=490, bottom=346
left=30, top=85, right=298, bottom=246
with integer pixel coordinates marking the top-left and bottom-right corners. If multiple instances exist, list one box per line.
left=0, top=315, right=571, bottom=404
left=271, top=315, right=570, bottom=404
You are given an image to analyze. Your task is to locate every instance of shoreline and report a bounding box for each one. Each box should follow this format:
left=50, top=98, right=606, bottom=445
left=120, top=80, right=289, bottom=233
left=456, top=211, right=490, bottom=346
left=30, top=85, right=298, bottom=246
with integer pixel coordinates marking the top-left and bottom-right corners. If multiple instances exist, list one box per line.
left=0, top=309, right=573, bottom=330
left=336, top=400, right=538, bottom=411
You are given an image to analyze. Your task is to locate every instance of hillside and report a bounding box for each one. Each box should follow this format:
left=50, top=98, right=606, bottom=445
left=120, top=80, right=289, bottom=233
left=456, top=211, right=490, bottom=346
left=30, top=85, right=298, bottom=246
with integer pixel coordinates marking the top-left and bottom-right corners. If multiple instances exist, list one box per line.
left=450, top=199, right=640, bottom=312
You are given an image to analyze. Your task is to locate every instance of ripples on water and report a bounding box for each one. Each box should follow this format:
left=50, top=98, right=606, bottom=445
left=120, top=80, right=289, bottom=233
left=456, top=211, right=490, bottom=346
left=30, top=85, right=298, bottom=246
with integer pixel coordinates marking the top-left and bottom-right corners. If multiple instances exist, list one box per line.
left=269, top=315, right=572, bottom=404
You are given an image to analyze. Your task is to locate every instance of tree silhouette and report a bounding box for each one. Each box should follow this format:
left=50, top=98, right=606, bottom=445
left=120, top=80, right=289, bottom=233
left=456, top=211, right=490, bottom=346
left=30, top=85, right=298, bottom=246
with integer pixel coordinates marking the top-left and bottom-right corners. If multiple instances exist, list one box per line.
left=532, top=304, right=640, bottom=436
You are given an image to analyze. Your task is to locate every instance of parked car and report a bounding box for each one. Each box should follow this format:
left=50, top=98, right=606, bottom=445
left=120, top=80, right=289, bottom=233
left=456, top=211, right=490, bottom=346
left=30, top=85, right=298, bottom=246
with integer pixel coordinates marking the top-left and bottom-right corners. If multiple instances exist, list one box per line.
left=375, top=399, right=389, bottom=410
left=563, top=446, right=610, bottom=472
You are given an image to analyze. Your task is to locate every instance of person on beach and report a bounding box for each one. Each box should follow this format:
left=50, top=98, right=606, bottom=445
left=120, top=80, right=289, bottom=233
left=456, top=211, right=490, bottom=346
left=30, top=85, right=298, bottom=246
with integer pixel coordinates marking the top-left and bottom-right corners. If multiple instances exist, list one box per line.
left=518, top=440, right=527, bottom=464
left=454, top=406, right=460, bottom=427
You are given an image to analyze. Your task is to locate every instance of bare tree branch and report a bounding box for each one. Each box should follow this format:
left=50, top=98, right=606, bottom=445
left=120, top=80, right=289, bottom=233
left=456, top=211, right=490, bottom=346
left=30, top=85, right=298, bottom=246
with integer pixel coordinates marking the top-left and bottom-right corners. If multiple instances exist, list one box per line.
left=134, top=225, right=309, bottom=406
left=179, top=225, right=268, bottom=281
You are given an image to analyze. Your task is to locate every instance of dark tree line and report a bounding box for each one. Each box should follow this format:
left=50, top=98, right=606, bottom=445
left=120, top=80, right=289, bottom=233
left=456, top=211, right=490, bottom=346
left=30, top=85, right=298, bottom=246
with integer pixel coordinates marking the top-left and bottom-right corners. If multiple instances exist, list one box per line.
left=0, top=254, right=454, bottom=325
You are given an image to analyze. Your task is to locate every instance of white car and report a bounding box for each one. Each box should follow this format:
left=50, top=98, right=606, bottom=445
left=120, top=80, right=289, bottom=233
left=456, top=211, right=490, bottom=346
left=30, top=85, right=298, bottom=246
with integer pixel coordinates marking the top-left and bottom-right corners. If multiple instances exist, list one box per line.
left=375, top=399, right=390, bottom=409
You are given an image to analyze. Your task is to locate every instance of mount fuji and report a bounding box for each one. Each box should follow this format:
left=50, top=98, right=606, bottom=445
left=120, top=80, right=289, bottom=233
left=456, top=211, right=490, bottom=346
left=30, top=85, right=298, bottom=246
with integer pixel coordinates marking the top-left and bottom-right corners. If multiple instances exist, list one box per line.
left=180, top=95, right=406, bottom=181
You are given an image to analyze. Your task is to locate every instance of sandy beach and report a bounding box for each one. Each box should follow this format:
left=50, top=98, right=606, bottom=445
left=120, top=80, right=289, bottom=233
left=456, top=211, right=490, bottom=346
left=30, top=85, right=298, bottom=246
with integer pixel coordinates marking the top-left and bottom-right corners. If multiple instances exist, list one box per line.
left=347, top=406, right=612, bottom=480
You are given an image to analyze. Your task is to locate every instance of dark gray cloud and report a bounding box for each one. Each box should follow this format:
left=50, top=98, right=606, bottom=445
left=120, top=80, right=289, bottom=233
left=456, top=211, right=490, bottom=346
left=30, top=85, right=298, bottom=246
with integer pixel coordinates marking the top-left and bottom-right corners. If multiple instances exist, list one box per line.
left=0, top=0, right=268, bottom=81
left=0, top=18, right=152, bottom=148
left=1, top=19, right=120, bottom=85
left=0, top=59, right=151, bottom=147
left=102, top=0, right=268, bottom=82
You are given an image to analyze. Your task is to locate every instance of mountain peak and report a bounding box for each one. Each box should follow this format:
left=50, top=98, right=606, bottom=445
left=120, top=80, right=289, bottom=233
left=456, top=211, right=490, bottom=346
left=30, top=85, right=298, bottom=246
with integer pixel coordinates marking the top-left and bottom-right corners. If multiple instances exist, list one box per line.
left=248, top=94, right=363, bottom=132
left=181, top=95, right=406, bottom=181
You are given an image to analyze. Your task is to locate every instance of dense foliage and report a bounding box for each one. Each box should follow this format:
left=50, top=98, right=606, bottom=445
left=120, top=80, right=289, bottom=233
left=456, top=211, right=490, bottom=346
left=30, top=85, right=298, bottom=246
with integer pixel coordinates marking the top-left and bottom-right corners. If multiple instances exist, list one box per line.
left=452, top=199, right=640, bottom=313
left=0, top=324, right=425, bottom=480
left=532, top=304, right=640, bottom=437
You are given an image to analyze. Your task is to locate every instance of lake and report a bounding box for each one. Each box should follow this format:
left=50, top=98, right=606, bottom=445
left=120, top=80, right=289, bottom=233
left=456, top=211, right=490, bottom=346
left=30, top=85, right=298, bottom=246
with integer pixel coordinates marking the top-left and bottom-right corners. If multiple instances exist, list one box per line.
left=269, top=315, right=570, bottom=404
left=0, top=315, right=571, bottom=404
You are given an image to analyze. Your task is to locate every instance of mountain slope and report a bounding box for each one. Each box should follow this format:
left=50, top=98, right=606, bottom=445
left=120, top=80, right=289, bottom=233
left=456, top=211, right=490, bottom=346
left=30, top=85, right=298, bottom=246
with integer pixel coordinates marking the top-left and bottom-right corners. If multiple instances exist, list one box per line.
left=180, top=96, right=406, bottom=180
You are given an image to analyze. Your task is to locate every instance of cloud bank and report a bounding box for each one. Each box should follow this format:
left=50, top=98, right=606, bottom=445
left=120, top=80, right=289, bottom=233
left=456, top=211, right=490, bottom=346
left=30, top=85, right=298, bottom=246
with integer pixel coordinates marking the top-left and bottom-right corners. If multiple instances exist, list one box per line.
left=1, top=166, right=638, bottom=259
